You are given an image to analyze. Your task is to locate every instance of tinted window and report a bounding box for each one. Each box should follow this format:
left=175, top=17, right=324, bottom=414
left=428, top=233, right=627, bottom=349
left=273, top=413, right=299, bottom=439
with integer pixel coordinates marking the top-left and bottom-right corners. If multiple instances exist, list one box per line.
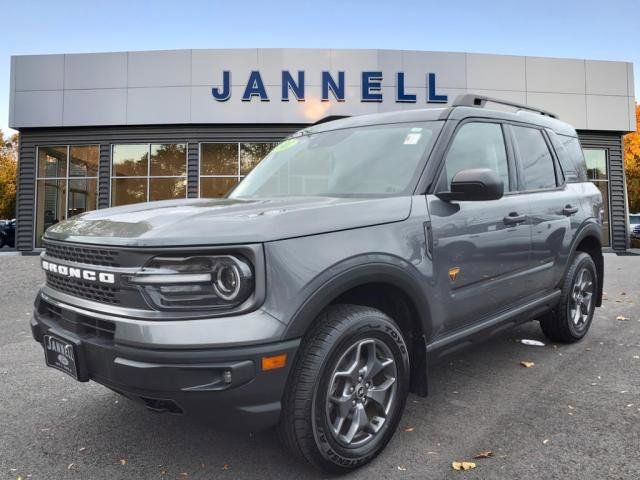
left=583, top=149, right=607, bottom=180
left=513, top=126, right=556, bottom=190
left=441, top=122, right=509, bottom=191
left=549, top=133, right=588, bottom=182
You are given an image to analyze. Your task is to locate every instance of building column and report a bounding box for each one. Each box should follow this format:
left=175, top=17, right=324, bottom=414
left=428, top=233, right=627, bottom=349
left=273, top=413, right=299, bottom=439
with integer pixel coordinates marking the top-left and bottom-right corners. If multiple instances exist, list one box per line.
left=187, top=142, right=199, bottom=198
left=98, top=143, right=111, bottom=209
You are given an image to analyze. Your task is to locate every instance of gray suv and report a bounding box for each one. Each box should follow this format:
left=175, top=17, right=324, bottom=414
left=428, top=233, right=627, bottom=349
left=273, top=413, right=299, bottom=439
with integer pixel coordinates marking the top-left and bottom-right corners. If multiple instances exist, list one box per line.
left=31, top=95, right=604, bottom=473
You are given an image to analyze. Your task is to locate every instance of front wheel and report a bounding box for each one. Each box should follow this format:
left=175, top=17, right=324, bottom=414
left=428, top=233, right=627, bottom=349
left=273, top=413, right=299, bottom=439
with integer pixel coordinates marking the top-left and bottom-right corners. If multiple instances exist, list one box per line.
left=539, top=252, right=598, bottom=343
left=278, top=304, right=410, bottom=473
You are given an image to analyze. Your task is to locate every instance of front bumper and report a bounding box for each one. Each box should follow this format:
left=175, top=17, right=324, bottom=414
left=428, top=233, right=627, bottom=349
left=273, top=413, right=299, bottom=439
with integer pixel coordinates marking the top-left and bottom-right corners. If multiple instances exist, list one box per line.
left=31, top=295, right=300, bottom=430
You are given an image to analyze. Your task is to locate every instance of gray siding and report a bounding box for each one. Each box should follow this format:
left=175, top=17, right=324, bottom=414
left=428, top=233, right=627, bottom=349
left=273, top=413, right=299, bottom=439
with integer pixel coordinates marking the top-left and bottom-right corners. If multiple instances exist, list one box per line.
left=577, top=130, right=628, bottom=251
left=16, top=124, right=302, bottom=251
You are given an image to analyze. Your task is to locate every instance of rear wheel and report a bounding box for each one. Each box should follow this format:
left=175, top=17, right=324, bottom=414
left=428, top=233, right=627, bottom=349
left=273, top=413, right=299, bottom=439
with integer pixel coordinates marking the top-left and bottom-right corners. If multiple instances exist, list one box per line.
left=539, top=252, right=597, bottom=343
left=278, top=304, right=410, bottom=473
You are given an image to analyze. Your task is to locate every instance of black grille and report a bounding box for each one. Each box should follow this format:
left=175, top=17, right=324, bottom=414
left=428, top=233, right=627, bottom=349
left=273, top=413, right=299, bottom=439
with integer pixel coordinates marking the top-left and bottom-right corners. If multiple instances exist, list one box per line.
left=39, top=299, right=115, bottom=340
left=46, top=272, right=120, bottom=305
left=44, top=241, right=120, bottom=267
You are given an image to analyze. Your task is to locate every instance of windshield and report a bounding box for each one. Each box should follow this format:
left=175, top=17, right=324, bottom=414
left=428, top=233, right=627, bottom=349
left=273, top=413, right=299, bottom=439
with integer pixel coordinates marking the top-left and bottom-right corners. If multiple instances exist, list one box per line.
left=230, top=121, right=443, bottom=198
left=631, top=216, right=640, bottom=225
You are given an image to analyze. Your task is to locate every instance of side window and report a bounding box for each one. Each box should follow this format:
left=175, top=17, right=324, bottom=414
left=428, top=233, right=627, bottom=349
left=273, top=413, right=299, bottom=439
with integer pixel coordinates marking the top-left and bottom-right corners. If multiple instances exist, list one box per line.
left=548, top=131, right=577, bottom=182
left=512, top=126, right=557, bottom=190
left=441, top=122, right=509, bottom=191
left=560, top=135, right=588, bottom=182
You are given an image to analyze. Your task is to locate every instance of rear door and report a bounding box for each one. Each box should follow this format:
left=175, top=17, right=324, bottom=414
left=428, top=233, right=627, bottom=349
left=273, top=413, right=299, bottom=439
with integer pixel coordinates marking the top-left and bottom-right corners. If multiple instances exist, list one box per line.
left=507, top=124, right=580, bottom=293
left=427, top=120, right=532, bottom=333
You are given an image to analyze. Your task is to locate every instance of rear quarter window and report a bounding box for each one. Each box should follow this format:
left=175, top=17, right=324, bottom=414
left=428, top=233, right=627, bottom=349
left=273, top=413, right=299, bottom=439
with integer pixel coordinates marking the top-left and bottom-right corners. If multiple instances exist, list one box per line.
left=548, top=132, right=588, bottom=182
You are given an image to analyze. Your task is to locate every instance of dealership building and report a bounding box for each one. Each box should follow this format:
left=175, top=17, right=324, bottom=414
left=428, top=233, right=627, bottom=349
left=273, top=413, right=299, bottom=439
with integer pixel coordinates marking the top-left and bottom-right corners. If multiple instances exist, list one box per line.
left=8, top=48, right=636, bottom=252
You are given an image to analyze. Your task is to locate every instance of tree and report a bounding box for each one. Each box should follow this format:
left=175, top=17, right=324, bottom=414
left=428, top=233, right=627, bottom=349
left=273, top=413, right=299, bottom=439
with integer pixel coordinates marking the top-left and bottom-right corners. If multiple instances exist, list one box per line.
left=624, top=104, right=640, bottom=214
left=0, top=131, right=18, bottom=219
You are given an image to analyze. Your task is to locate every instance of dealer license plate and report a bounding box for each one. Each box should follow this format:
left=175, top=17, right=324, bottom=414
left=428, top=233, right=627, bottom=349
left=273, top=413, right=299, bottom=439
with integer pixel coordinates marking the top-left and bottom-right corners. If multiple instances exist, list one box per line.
left=44, top=334, right=79, bottom=380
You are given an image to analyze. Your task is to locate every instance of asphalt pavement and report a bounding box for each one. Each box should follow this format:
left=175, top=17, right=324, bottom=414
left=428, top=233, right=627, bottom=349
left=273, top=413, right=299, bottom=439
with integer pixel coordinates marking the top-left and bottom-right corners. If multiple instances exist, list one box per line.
left=1, top=254, right=639, bottom=479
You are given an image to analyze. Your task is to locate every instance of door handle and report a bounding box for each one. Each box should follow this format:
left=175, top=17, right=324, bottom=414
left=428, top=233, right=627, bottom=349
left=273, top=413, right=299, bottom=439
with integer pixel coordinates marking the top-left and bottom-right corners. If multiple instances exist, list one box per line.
left=563, top=204, right=579, bottom=216
left=503, top=212, right=527, bottom=225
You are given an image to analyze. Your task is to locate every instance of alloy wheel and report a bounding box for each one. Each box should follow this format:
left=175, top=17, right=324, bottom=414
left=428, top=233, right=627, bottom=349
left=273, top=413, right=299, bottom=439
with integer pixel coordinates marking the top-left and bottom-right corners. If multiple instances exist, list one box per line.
left=569, top=267, right=594, bottom=330
left=325, top=338, right=397, bottom=448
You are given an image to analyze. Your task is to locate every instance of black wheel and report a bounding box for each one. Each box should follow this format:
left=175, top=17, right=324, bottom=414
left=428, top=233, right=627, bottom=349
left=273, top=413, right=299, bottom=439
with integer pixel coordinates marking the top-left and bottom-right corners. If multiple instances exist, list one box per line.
left=278, top=304, right=410, bottom=473
left=539, top=252, right=597, bottom=343
left=0, top=235, right=5, bottom=248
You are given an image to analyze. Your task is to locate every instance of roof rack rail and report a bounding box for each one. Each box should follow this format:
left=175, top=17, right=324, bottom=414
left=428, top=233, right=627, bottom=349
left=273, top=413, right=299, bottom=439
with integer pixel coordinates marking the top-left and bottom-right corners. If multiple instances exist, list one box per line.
left=312, top=115, right=350, bottom=126
left=452, top=94, right=558, bottom=119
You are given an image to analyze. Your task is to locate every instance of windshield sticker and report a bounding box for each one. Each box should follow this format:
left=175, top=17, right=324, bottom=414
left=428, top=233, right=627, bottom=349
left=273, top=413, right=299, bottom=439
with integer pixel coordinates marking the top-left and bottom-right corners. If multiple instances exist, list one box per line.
left=273, top=138, right=299, bottom=152
left=403, top=133, right=422, bottom=145
left=410, top=127, right=423, bottom=132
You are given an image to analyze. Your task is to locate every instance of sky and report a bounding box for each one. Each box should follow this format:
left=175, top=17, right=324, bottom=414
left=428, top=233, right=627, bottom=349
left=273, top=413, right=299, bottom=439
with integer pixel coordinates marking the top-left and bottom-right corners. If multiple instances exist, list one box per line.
left=1, top=0, right=638, bottom=134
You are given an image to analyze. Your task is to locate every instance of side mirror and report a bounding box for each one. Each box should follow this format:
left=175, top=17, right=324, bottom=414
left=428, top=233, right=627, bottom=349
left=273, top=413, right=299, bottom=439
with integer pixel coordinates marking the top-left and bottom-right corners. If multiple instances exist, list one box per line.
left=436, top=168, right=504, bottom=202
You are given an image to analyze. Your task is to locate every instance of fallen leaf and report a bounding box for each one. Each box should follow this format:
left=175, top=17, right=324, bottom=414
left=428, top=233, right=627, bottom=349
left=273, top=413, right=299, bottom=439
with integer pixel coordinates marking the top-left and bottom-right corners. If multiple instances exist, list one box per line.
left=520, top=361, right=535, bottom=368
left=397, top=466, right=407, bottom=471
left=119, top=459, right=127, bottom=466
left=621, top=292, right=626, bottom=295
left=521, top=339, right=545, bottom=347
left=67, top=463, right=75, bottom=470
left=404, top=427, right=415, bottom=432
left=542, top=439, right=549, bottom=444
left=616, top=315, right=629, bottom=321
left=473, top=450, right=494, bottom=459
left=452, top=461, right=477, bottom=471
left=568, top=405, right=574, bottom=410
left=78, top=447, right=86, bottom=452
left=222, top=464, right=230, bottom=470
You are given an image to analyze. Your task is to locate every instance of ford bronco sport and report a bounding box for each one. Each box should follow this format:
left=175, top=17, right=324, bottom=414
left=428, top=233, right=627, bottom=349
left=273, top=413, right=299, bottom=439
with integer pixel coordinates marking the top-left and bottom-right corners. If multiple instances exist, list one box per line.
left=32, top=95, right=603, bottom=473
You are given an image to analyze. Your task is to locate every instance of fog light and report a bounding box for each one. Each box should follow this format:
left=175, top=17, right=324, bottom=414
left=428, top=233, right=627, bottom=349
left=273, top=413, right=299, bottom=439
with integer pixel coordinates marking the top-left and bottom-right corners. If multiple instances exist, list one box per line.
left=261, top=353, right=287, bottom=371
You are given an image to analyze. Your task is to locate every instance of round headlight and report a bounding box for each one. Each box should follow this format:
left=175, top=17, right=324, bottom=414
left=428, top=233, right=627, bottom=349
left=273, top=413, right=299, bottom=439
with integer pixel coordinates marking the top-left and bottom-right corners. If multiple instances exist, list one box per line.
left=214, top=263, right=241, bottom=300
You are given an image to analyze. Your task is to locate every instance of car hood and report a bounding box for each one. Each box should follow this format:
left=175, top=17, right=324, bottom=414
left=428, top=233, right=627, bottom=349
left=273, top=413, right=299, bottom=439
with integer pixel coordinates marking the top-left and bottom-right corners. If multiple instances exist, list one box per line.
left=43, top=196, right=412, bottom=247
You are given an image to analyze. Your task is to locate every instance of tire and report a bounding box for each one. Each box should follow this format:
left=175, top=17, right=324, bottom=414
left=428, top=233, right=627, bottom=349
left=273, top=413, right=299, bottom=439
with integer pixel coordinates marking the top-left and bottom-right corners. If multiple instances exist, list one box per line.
left=278, top=304, right=410, bottom=473
left=0, top=235, right=5, bottom=248
left=539, top=252, right=598, bottom=343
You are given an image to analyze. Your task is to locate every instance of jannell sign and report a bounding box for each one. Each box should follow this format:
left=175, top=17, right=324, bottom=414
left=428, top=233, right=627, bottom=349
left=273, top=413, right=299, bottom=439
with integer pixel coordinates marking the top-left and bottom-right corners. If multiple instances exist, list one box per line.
left=212, top=71, right=448, bottom=104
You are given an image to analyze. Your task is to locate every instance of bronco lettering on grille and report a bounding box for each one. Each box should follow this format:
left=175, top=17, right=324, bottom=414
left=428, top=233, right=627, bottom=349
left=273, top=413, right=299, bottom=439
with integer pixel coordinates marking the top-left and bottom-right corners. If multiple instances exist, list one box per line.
left=42, top=260, right=115, bottom=285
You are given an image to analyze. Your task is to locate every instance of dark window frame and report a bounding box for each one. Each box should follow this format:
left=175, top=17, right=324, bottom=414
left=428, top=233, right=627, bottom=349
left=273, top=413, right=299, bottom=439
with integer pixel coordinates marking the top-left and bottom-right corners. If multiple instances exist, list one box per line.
left=505, top=123, right=565, bottom=194
left=34, top=144, right=99, bottom=248
left=109, top=142, right=188, bottom=206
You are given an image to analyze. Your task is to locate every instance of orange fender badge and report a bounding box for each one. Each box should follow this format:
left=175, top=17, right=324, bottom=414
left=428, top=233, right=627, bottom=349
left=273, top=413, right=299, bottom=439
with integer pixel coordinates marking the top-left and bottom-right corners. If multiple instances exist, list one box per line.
left=448, top=267, right=460, bottom=281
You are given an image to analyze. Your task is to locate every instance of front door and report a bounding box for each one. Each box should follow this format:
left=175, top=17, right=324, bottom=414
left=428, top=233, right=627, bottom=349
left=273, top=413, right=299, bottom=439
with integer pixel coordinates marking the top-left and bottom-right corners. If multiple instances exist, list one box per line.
left=428, top=121, right=531, bottom=334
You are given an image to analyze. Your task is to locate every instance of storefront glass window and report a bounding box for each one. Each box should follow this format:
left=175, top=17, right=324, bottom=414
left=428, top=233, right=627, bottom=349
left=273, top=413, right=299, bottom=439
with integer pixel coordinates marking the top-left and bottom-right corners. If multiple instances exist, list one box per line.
left=200, top=143, right=275, bottom=198
left=111, top=143, right=187, bottom=206
left=584, top=149, right=610, bottom=246
left=35, top=145, right=99, bottom=247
